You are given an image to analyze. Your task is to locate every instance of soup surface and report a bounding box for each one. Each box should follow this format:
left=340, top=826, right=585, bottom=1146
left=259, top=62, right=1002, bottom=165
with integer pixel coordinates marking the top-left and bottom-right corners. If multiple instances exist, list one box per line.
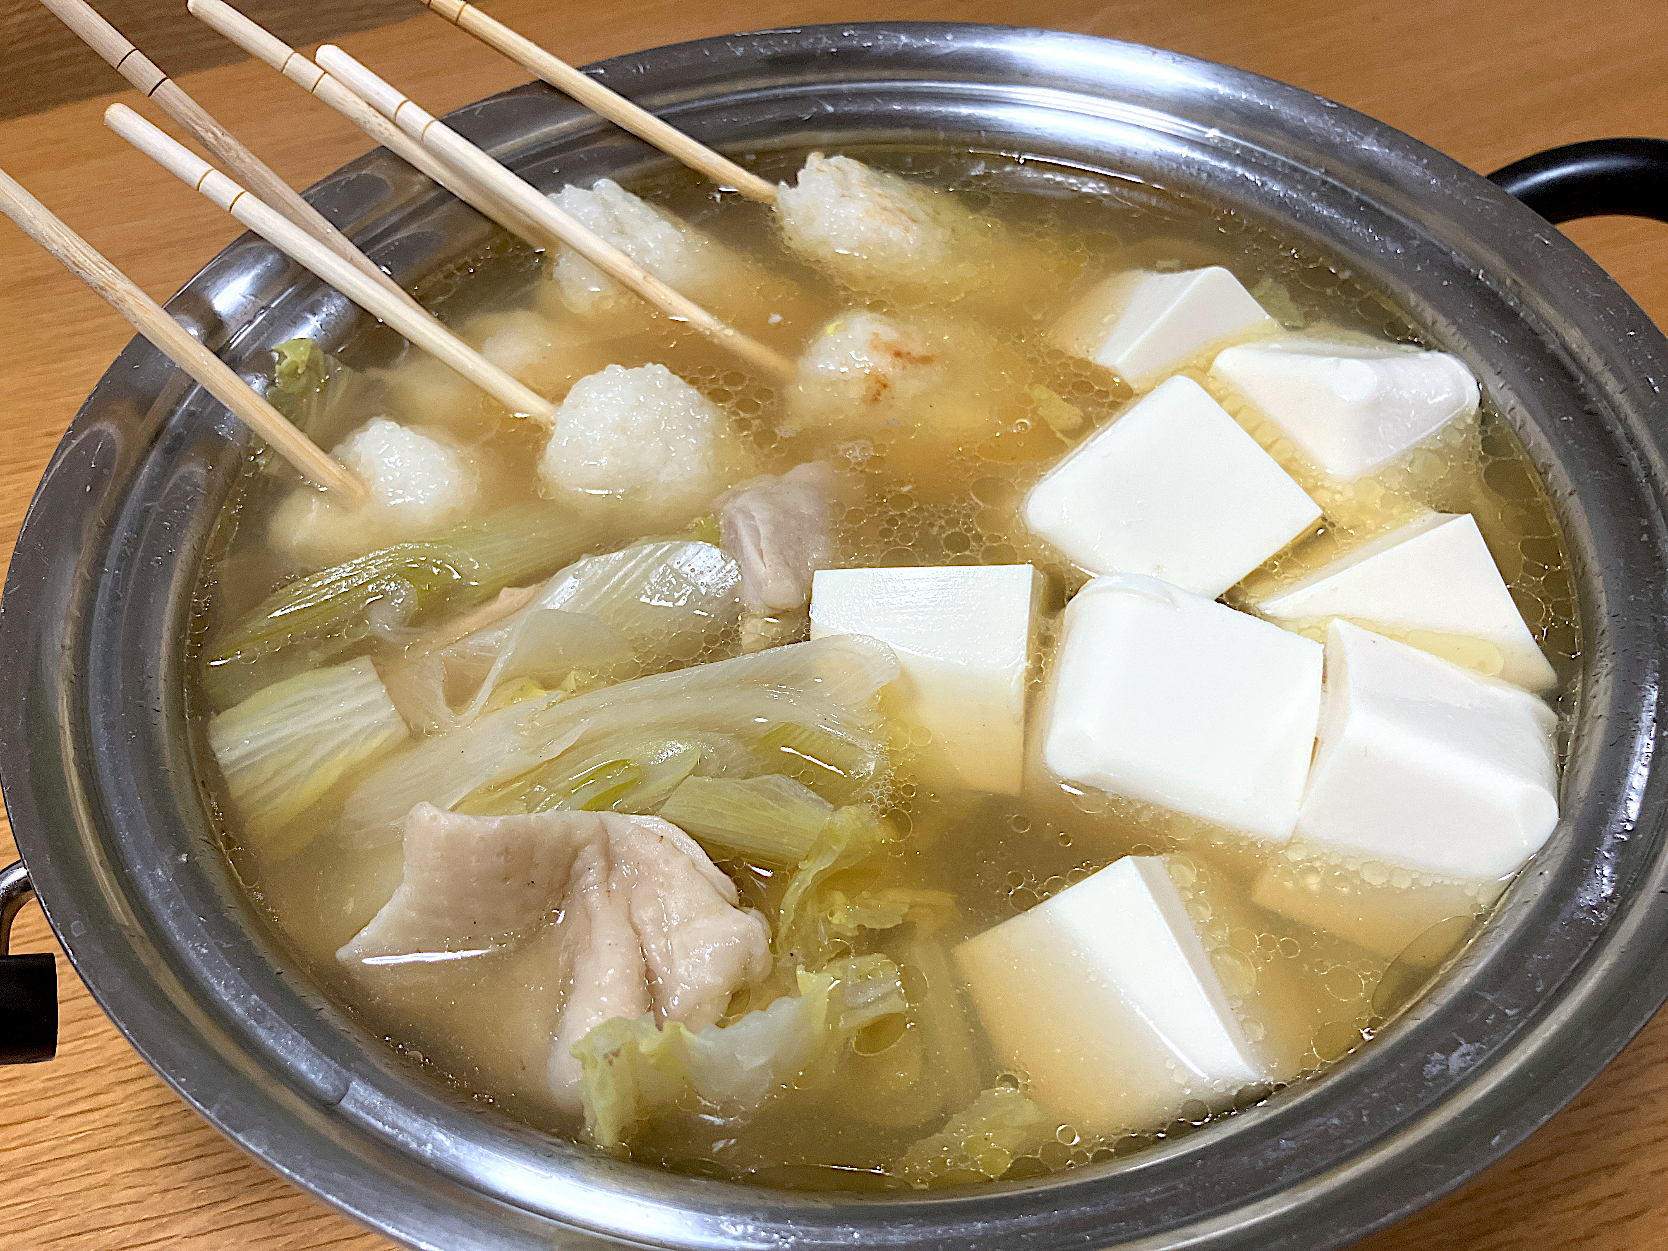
left=197, top=144, right=1579, bottom=1190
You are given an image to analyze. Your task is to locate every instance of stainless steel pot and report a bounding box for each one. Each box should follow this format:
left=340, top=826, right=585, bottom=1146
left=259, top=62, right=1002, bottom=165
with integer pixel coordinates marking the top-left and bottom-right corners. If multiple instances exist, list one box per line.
left=3, top=23, right=1667, bottom=1251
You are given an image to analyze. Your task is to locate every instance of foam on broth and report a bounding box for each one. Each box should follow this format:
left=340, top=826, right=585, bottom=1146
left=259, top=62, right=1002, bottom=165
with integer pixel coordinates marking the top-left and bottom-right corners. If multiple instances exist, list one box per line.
left=198, top=144, right=1580, bottom=1190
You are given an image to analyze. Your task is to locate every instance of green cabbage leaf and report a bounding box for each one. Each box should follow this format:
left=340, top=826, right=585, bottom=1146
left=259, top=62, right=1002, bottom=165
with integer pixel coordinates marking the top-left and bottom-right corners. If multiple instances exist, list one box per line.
left=574, top=954, right=906, bottom=1154
left=898, top=1086, right=1057, bottom=1185
left=657, top=773, right=833, bottom=865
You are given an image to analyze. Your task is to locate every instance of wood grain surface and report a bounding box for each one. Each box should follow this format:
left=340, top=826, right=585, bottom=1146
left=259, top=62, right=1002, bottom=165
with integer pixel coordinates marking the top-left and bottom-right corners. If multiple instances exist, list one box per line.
left=0, top=0, right=409, bottom=120
left=1, top=1, right=1666, bottom=1248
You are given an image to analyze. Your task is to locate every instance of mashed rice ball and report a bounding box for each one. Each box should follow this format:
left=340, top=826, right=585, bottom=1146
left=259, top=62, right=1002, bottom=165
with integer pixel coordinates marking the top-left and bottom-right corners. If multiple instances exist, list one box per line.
left=776, top=154, right=994, bottom=296
left=792, top=312, right=947, bottom=428
left=538, top=363, right=734, bottom=521
left=550, top=179, right=756, bottom=320
left=272, top=417, right=479, bottom=566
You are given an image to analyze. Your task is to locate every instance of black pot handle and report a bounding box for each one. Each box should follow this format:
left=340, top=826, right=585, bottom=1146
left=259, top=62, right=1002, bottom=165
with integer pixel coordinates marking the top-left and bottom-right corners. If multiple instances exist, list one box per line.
left=0, top=860, right=57, bottom=1064
left=1489, top=138, right=1668, bottom=224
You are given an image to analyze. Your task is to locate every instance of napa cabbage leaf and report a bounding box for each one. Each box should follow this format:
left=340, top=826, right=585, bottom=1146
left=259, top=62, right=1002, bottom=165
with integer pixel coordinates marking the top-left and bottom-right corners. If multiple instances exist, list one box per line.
left=898, top=1086, right=1057, bottom=1185
left=208, top=658, right=408, bottom=856
left=205, top=502, right=593, bottom=708
left=339, top=634, right=898, bottom=848
left=573, top=954, right=906, bottom=1154
left=657, top=773, right=833, bottom=865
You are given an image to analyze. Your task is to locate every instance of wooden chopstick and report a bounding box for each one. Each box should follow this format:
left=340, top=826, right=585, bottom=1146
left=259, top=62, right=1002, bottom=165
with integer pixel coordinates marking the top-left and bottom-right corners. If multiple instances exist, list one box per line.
left=104, top=105, right=561, bottom=425
left=313, top=45, right=800, bottom=386
left=0, top=166, right=366, bottom=503
left=38, top=0, right=426, bottom=319
left=186, top=0, right=544, bottom=246
left=411, top=0, right=779, bottom=206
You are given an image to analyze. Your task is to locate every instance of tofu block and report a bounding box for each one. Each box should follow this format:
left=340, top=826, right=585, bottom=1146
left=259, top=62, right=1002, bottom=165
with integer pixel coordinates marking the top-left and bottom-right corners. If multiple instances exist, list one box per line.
left=1250, top=853, right=1496, bottom=964
left=956, top=856, right=1265, bottom=1132
left=1296, top=620, right=1559, bottom=880
left=809, top=565, right=1039, bottom=794
left=1023, top=376, right=1321, bottom=597
left=1210, top=337, right=1480, bottom=479
left=1043, top=574, right=1323, bottom=840
left=1052, top=266, right=1275, bottom=389
left=1257, top=513, right=1556, bottom=691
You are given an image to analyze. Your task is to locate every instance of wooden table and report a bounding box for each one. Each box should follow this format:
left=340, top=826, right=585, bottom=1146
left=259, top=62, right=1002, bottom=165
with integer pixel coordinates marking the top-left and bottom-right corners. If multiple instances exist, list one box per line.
left=1, top=0, right=1665, bottom=1247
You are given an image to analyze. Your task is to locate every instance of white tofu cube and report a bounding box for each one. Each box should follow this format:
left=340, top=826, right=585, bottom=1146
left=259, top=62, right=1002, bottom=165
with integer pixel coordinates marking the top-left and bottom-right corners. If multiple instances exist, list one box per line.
left=809, top=565, right=1039, bottom=795
left=1210, top=337, right=1480, bottom=479
left=1257, top=512, right=1556, bottom=691
left=956, top=856, right=1264, bottom=1132
left=1051, top=266, right=1275, bottom=389
left=1296, top=621, right=1559, bottom=880
left=1025, top=375, right=1321, bottom=597
left=1043, top=575, right=1323, bottom=841
left=1250, top=855, right=1491, bottom=964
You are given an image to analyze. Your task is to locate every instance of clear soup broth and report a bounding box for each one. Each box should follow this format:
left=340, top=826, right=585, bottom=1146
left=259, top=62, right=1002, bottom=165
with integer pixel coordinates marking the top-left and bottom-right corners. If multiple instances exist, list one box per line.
left=197, top=144, right=1578, bottom=1191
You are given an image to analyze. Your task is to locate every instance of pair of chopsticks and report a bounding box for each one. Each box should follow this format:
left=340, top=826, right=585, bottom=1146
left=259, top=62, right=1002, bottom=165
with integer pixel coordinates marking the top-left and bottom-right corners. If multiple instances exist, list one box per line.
left=1, top=0, right=794, bottom=498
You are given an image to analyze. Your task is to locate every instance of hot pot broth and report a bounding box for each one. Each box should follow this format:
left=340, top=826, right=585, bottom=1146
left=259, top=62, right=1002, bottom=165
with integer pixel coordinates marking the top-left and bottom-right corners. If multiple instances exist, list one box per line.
left=197, top=145, right=1578, bottom=1190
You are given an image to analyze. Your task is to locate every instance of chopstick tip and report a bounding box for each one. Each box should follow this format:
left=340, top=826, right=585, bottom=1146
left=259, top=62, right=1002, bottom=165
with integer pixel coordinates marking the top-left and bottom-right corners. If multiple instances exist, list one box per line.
left=332, top=465, right=372, bottom=508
